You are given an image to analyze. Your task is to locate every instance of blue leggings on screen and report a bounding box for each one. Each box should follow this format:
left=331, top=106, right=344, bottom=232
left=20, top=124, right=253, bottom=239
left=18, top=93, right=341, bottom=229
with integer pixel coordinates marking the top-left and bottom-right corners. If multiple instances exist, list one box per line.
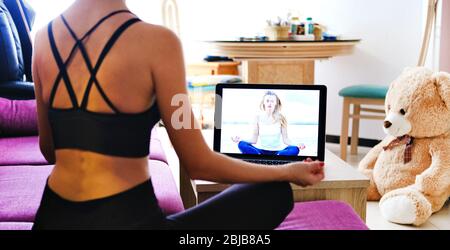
left=238, top=141, right=300, bottom=156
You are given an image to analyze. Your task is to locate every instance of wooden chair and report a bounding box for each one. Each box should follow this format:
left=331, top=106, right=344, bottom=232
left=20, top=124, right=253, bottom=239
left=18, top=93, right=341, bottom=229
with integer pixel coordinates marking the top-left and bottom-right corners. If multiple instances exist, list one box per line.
left=339, top=85, right=388, bottom=161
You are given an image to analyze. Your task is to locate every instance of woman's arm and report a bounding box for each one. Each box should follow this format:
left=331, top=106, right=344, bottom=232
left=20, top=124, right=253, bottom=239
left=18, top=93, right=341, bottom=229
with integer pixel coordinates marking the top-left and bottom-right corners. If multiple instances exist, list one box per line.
left=33, top=30, right=56, bottom=164
left=233, top=116, right=258, bottom=144
left=148, top=26, right=323, bottom=186
left=281, top=125, right=293, bottom=145
left=281, top=125, right=305, bottom=150
left=247, top=115, right=259, bottom=144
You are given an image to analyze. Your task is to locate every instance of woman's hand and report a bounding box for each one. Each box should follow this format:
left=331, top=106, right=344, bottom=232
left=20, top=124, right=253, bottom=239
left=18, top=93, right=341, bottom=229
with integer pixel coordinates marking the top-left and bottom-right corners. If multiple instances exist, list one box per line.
left=231, top=136, right=241, bottom=143
left=284, top=158, right=325, bottom=187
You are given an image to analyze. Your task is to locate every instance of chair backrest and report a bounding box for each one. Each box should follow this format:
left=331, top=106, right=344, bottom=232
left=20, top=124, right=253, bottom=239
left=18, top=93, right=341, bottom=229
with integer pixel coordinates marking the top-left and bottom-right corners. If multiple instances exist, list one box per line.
left=2, top=0, right=34, bottom=82
left=162, top=0, right=180, bottom=36
left=418, top=0, right=439, bottom=67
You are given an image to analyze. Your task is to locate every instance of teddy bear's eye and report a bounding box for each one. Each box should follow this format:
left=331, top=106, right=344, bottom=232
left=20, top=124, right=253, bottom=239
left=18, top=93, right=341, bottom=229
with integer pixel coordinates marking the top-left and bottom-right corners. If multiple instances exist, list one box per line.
left=387, top=105, right=391, bottom=111
left=400, top=109, right=406, bottom=115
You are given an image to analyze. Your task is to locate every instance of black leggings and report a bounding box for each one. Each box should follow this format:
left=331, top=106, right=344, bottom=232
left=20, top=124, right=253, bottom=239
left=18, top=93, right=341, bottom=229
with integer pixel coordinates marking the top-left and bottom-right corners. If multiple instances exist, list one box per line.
left=32, top=179, right=294, bottom=230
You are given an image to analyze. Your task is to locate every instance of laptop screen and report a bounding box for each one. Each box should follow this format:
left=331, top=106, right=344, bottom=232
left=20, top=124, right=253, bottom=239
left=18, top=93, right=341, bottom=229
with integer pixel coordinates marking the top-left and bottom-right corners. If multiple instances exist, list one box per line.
left=214, top=84, right=327, bottom=161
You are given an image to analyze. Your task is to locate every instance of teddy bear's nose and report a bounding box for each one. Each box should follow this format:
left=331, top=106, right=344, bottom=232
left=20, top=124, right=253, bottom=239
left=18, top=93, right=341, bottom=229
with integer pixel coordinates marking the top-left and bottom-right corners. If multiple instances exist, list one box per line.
left=384, top=121, right=392, bottom=128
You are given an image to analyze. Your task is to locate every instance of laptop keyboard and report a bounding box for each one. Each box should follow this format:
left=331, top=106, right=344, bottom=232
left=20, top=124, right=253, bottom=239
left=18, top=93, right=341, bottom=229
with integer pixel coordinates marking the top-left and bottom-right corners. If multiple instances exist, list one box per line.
left=244, top=159, right=290, bottom=165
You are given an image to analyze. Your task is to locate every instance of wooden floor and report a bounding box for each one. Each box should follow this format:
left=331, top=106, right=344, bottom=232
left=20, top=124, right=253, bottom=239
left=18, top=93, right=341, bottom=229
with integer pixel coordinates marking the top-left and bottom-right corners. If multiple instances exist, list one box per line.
left=157, top=127, right=450, bottom=230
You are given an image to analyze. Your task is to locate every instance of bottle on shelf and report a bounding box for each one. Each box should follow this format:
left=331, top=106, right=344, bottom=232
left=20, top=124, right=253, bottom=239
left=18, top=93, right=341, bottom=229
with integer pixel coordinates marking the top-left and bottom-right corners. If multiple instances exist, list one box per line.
left=306, top=17, right=314, bottom=35
left=290, top=16, right=300, bottom=36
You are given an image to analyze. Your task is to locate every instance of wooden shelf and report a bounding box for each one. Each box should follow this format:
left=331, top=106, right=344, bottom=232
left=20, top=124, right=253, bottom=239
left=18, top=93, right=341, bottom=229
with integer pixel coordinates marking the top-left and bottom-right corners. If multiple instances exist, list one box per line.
left=186, top=61, right=240, bottom=76
left=207, top=41, right=360, bottom=59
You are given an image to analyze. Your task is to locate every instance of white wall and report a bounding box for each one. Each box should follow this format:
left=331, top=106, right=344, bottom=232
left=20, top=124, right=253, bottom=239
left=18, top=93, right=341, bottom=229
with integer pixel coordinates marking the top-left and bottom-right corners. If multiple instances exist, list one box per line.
left=176, top=0, right=425, bottom=140
left=439, top=0, right=450, bottom=72
left=28, top=0, right=74, bottom=39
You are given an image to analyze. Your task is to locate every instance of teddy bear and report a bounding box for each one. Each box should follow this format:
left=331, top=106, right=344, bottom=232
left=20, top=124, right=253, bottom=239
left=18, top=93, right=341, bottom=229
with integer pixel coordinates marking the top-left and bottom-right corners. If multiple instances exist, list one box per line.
left=358, top=67, right=450, bottom=226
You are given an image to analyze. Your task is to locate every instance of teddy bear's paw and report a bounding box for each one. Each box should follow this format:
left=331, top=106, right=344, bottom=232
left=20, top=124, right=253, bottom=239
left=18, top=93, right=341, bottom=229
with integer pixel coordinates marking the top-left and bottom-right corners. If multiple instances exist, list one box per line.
left=380, top=192, right=433, bottom=226
left=380, top=195, right=418, bottom=224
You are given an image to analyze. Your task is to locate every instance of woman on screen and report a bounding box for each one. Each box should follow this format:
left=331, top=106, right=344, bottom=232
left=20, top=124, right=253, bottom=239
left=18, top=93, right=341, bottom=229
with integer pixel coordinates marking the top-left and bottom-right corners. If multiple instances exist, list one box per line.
left=231, top=91, right=305, bottom=156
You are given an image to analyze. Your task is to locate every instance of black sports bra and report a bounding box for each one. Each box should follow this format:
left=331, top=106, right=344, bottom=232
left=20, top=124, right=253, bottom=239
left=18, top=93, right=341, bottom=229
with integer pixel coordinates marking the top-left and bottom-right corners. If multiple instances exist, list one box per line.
left=47, top=10, right=161, bottom=158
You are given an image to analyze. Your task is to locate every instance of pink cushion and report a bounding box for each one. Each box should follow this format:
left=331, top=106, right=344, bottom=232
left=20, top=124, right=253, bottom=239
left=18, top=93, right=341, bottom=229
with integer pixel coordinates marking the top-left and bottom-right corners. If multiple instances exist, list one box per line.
left=0, top=222, right=33, bottom=230
left=149, top=128, right=168, bottom=164
left=0, top=98, right=37, bottom=137
left=0, top=165, right=52, bottom=222
left=149, top=160, right=184, bottom=214
left=0, top=161, right=183, bottom=224
left=0, top=136, right=47, bottom=166
left=277, top=200, right=369, bottom=230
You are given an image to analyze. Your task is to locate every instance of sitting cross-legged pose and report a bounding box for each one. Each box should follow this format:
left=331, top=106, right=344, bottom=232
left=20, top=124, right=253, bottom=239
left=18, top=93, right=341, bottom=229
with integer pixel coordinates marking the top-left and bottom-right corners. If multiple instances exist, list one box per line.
left=232, top=91, right=306, bottom=156
left=32, top=0, right=324, bottom=230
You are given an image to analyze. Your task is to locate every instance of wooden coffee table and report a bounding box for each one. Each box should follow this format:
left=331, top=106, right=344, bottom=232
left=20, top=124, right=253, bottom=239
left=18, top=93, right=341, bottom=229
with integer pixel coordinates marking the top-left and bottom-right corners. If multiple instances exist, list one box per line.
left=179, top=130, right=370, bottom=221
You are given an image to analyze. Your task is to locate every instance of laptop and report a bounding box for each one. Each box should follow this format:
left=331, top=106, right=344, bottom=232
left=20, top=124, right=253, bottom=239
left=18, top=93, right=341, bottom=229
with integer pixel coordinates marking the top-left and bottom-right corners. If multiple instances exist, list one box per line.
left=213, top=83, right=327, bottom=165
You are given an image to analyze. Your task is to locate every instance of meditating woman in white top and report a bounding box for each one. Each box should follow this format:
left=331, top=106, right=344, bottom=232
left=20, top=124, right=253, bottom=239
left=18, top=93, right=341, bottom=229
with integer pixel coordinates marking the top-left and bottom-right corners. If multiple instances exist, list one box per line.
left=231, top=91, right=305, bottom=156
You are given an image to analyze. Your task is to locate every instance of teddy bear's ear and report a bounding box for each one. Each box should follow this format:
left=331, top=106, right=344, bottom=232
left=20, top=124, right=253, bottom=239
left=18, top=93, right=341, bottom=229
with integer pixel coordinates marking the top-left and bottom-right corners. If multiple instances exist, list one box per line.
left=433, top=72, right=450, bottom=110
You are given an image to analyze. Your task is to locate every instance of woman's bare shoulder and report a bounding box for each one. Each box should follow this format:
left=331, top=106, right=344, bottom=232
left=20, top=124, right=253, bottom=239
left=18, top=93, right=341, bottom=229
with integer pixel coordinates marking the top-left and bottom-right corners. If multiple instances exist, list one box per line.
left=32, top=26, right=50, bottom=64
left=132, top=22, right=183, bottom=64
left=136, top=22, right=181, bottom=46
